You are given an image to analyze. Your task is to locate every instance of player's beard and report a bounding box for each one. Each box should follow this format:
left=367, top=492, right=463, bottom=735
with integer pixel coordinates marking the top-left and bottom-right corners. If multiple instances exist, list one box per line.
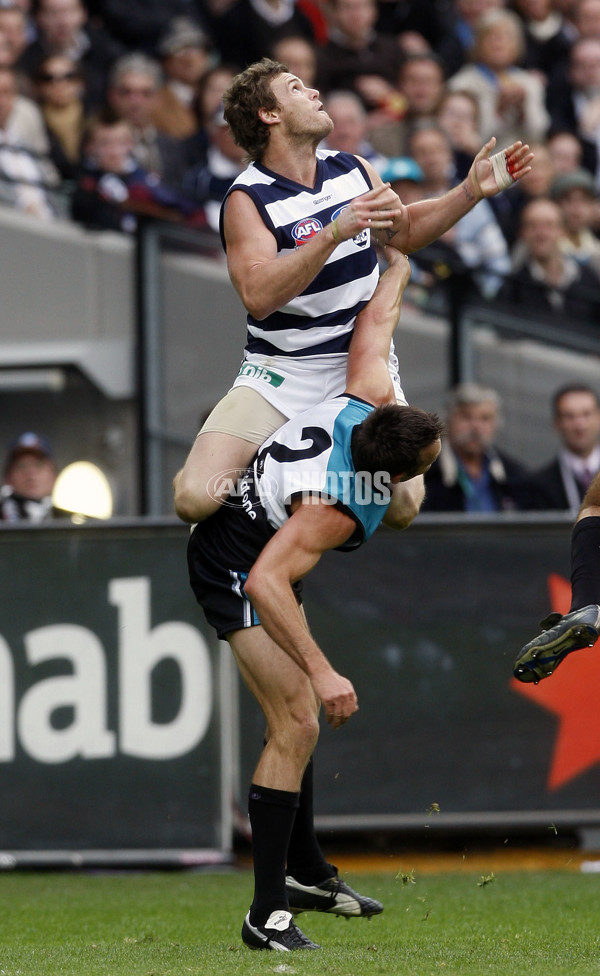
left=286, top=109, right=334, bottom=146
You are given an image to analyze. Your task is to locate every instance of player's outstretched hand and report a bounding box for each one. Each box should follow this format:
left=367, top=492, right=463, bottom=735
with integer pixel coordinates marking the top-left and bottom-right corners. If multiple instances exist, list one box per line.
left=469, top=138, right=534, bottom=199
left=311, top=669, right=358, bottom=729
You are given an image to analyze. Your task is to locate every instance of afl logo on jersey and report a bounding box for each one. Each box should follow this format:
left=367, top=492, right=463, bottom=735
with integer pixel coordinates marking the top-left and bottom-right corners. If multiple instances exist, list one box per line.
left=292, top=217, right=323, bottom=246
left=331, top=205, right=369, bottom=248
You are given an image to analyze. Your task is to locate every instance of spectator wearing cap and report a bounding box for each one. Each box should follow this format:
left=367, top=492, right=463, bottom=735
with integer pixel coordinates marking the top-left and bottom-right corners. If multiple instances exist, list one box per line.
left=151, top=17, right=213, bottom=140
left=376, top=155, right=423, bottom=204
left=551, top=168, right=600, bottom=274
left=1, top=432, right=57, bottom=522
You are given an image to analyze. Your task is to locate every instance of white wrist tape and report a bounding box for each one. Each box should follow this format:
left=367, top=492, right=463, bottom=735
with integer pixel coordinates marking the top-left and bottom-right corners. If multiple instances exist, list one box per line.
left=490, top=150, right=514, bottom=191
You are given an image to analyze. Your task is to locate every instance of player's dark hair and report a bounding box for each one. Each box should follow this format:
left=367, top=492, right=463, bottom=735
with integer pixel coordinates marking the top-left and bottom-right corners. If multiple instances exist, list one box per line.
left=352, top=405, right=443, bottom=478
left=223, top=58, right=287, bottom=162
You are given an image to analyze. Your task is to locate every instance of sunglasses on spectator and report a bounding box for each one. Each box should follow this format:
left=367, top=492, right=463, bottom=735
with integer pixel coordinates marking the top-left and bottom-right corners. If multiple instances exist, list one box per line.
left=39, top=70, right=79, bottom=83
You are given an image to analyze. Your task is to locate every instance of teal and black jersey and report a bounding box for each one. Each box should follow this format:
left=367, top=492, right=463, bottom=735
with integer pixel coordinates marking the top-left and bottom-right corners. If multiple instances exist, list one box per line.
left=188, top=393, right=391, bottom=636
left=255, top=394, right=391, bottom=550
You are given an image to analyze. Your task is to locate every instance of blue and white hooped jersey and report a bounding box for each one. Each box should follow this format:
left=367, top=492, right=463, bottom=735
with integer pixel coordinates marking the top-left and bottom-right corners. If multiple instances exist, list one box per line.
left=253, top=394, right=391, bottom=550
left=219, top=150, right=379, bottom=358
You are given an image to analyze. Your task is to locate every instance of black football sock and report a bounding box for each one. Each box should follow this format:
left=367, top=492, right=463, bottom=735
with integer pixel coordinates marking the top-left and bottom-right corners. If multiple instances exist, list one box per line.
left=570, top=517, right=600, bottom=611
left=248, top=783, right=299, bottom=926
left=286, top=758, right=336, bottom=886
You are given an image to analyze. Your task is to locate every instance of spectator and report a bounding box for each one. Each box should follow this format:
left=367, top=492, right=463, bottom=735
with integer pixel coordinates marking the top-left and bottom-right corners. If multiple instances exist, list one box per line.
left=406, top=121, right=511, bottom=297
left=546, top=37, right=600, bottom=180
left=179, top=62, right=237, bottom=170
left=71, top=111, right=202, bottom=232
left=271, top=33, right=317, bottom=88
left=34, top=54, right=84, bottom=179
left=181, top=103, right=245, bottom=231
left=0, top=65, right=57, bottom=216
left=1, top=432, right=57, bottom=522
left=422, top=382, right=527, bottom=512
left=498, top=196, right=600, bottom=324
left=206, top=0, right=315, bottom=74
left=436, top=88, right=483, bottom=179
left=18, top=0, right=123, bottom=110
left=86, top=0, right=201, bottom=57
left=106, top=52, right=188, bottom=187
left=369, top=52, right=447, bottom=159
left=376, top=155, right=424, bottom=203
left=437, top=0, right=506, bottom=78
left=550, top=168, right=600, bottom=273
left=315, top=0, right=402, bottom=107
left=375, top=155, right=430, bottom=290
left=547, top=129, right=584, bottom=176
left=151, top=16, right=212, bottom=140
left=512, top=0, right=574, bottom=81
left=517, top=384, right=600, bottom=511
left=494, top=140, right=558, bottom=247
left=0, top=57, right=52, bottom=154
left=321, top=89, right=387, bottom=168
left=0, top=3, right=29, bottom=75
left=575, top=0, right=600, bottom=41
left=447, top=8, right=550, bottom=148
left=375, top=0, right=454, bottom=57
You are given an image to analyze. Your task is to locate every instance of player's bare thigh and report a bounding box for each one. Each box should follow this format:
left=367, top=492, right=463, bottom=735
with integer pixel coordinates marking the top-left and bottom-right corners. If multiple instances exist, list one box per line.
left=173, top=387, right=286, bottom=523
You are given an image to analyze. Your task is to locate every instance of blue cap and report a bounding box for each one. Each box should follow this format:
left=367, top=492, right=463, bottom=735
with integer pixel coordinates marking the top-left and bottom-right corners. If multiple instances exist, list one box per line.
left=377, top=157, right=424, bottom=184
left=6, top=432, right=54, bottom=468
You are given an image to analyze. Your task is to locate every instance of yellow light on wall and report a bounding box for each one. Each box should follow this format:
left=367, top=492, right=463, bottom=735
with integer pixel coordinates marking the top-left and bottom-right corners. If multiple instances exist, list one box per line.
left=52, top=462, right=113, bottom=521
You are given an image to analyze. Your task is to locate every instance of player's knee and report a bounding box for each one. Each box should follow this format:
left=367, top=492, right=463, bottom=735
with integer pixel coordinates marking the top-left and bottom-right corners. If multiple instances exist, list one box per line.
left=173, top=480, right=217, bottom=523
left=283, top=712, right=320, bottom=764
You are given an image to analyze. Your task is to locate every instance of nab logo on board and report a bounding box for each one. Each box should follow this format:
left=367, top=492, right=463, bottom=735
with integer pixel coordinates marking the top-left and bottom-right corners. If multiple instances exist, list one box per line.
left=292, top=216, right=323, bottom=246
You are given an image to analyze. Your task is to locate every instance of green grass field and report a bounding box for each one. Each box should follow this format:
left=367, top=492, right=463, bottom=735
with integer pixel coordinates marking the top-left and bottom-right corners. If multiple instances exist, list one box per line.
left=0, top=865, right=598, bottom=976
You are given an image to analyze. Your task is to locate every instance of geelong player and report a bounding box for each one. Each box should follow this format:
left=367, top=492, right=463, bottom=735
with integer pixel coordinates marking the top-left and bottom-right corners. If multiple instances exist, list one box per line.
left=174, top=58, right=533, bottom=529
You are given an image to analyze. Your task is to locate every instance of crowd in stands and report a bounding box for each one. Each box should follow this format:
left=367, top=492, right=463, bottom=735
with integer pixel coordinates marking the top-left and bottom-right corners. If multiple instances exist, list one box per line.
left=0, top=3, right=599, bottom=339
left=1, top=0, right=600, bottom=320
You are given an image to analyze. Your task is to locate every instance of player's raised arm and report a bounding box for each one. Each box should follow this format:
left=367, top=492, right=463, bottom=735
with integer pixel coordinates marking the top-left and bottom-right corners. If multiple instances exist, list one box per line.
left=361, top=140, right=533, bottom=254
left=344, top=247, right=411, bottom=406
